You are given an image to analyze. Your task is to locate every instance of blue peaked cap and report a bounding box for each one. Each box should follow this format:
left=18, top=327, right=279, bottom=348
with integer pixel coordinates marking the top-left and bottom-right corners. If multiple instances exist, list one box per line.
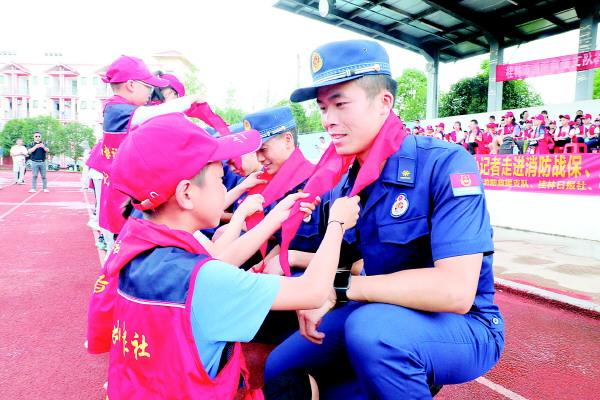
left=243, top=106, right=296, bottom=143
left=291, top=39, right=391, bottom=102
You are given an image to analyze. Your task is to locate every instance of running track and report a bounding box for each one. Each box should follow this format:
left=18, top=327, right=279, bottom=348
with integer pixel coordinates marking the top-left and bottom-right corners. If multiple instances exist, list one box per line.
left=0, top=171, right=598, bottom=399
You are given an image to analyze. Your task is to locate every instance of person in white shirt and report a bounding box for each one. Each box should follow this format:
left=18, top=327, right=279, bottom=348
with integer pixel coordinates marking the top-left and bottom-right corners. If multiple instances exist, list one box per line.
left=10, top=138, right=28, bottom=184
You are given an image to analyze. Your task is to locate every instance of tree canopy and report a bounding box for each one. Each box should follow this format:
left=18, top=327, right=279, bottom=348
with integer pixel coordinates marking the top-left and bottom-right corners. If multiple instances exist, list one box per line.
left=394, top=68, right=427, bottom=122
left=0, top=116, right=95, bottom=158
left=439, top=60, right=543, bottom=117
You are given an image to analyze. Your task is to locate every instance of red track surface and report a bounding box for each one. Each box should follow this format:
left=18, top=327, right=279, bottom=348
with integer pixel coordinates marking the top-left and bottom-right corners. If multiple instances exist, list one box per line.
left=1, top=171, right=598, bottom=400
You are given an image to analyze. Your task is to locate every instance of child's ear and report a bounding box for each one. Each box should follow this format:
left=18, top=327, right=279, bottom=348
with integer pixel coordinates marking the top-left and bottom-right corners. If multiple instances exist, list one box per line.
left=174, top=180, right=194, bottom=210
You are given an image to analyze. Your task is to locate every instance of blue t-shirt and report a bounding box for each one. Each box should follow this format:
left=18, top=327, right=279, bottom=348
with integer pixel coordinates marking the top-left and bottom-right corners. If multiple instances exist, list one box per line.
left=190, top=260, right=280, bottom=378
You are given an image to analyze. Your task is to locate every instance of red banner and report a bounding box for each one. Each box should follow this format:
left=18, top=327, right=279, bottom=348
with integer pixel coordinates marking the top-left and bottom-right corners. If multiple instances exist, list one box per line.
left=496, top=50, right=600, bottom=82
left=475, top=154, right=600, bottom=196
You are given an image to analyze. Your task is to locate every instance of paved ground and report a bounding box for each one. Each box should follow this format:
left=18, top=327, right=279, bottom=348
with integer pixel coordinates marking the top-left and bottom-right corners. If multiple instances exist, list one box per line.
left=493, top=228, right=600, bottom=304
left=1, top=170, right=599, bottom=399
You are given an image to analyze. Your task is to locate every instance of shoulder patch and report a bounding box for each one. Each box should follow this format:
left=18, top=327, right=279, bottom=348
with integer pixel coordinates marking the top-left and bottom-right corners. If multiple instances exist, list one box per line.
left=450, top=173, right=482, bottom=197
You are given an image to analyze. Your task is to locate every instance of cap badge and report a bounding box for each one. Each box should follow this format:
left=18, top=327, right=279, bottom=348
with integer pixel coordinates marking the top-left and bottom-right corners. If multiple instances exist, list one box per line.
left=243, top=119, right=251, bottom=131
left=391, top=193, right=409, bottom=218
left=311, top=51, right=323, bottom=73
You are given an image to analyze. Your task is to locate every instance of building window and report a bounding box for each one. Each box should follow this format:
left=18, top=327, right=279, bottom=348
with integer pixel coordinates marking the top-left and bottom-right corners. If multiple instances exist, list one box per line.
left=81, top=100, right=87, bottom=109
left=33, top=100, right=38, bottom=109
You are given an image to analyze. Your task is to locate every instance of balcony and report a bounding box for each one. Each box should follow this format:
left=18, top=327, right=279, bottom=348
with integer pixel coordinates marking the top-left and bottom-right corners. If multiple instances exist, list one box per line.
left=1, top=85, right=29, bottom=96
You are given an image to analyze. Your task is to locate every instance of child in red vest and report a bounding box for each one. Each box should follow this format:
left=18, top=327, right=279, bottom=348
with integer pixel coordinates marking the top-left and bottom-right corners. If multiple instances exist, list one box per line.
left=100, top=113, right=359, bottom=399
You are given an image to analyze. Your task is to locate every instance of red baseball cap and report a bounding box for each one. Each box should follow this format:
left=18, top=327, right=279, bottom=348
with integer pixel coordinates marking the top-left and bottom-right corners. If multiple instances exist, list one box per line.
left=486, top=123, right=497, bottom=128
left=559, top=114, right=571, bottom=120
left=534, top=114, right=545, bottom=122
left=112, top=113, right=261, bottom=211
left=436, top=122, right=445, bottom=128
left=583, top=113, right=592, bottom=119
left=102, top=55, right=169, bottom=87
left=503, top=111, right=514, bottom=118
left=426, top=125, right=433, bottom=131
left=160, top=73, right=185, bottom=97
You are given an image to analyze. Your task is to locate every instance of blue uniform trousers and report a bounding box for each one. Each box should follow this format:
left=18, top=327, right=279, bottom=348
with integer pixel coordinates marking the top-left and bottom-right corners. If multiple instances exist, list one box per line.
left=265, top=302, right=504, bottom=399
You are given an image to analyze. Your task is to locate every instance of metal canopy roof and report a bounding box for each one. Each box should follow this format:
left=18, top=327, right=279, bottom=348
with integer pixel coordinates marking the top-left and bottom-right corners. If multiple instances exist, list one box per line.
left=274, top=0, right=599, bottom=63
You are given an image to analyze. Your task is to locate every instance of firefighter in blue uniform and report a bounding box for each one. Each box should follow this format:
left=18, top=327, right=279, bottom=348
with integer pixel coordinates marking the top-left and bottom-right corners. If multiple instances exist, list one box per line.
left=264, top=39, right=505, bottom=399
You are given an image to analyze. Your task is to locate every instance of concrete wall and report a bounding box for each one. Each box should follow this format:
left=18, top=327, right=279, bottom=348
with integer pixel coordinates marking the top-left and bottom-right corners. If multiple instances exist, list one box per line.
left=485, top=190, right=599, bottom=241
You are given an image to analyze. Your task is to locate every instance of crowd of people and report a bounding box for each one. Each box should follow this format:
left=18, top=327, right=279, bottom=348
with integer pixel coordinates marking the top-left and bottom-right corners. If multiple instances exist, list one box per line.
left=81, top=40, right=506, bottom=400
left=411, top=109, right=600, bottom=155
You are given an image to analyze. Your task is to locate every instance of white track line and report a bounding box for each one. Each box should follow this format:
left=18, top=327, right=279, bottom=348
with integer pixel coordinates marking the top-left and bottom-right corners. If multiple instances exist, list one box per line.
left=0, top=174, right=63, bottom=220
left=475, top=377, right=529, bottom=400
left=496, top=277, right=600, bottom=315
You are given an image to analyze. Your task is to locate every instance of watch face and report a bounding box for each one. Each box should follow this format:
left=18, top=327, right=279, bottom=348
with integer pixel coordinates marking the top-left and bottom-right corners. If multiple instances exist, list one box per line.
left=334, top=269, right=351, bottom=288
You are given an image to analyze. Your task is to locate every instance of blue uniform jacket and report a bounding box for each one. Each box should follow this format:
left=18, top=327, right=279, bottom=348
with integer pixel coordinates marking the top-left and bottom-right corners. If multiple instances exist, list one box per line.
left=329, top=135, right=500, bottom=317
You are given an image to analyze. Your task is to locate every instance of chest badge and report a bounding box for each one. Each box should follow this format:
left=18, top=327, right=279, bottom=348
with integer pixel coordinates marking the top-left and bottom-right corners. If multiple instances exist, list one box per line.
left=303, top=214, right=312, bottom=223
left=390, top=194, right=409, bottom=218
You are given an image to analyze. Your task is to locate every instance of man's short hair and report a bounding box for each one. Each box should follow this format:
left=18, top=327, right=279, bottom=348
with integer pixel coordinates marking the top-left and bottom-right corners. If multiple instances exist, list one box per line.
left=489, top=115, right=495, bottom=120
left=471, top=119, right=478, bottom=125
left=355, top=75, right=397, bottom=107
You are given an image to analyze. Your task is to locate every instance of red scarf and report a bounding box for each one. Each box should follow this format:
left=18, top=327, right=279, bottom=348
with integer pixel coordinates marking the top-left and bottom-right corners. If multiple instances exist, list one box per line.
left=245, top=147, right=314, bottom=267
left=185, top=103, right=244, bottom=169
left=278, top=111, right=406, bottom=276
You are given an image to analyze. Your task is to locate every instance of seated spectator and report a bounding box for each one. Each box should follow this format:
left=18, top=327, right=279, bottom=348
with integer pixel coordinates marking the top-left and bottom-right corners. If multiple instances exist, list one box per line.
left=446, top=121, right=463, bottom=145
left=519, top=110, right=530, bottom=128
left=435, top=122, right=446, bottom=140
left=477, top=122, right=494, bottom=154
left=529, top=115, right=546, bottom=154
left=585, top=117, right=600, bottom=152
left=554, top=115, right=573, bottom=148
left=424, top=125, right=435, bottom=138
left=465, top=119, right=481, bottom=155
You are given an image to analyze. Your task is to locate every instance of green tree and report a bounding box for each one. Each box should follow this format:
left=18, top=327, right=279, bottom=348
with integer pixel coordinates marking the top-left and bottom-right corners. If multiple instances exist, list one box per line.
left=0, top=117, right=96, bottom=159
left=593, top=68, right=600, bottom=100
left=182, top=66, right=207, bottom=97
left=55, top=122, right=96, bottom=159
left=439, top=60, right=543, bottom=117
left=0, top=116, right=62, bottom=153
left=395, top=68, right=427, bottom=121
left=274, top=99, right=321, bottom=134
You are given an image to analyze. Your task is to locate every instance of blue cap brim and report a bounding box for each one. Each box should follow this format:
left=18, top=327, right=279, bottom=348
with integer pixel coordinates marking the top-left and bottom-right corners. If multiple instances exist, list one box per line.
left=290, top=75, right=364, bottom=103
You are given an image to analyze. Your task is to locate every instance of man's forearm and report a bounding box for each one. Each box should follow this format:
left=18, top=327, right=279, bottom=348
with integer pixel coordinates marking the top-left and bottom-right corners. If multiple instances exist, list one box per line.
left=347, top=254, right=482, bottom=314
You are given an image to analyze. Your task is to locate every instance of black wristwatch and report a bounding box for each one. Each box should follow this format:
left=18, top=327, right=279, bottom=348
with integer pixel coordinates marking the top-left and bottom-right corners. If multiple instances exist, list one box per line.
left=334, top=268, right=352, bottom=303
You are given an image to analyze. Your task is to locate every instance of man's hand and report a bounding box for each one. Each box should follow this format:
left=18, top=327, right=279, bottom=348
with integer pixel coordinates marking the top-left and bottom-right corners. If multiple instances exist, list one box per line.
left=297, top=291, right=336, bottom=345
left=261, top=255, right=284, bottom=275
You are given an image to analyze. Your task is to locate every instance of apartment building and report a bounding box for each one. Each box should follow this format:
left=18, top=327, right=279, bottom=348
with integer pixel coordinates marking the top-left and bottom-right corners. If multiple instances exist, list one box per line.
left=0, top=50, right=196, bottom=137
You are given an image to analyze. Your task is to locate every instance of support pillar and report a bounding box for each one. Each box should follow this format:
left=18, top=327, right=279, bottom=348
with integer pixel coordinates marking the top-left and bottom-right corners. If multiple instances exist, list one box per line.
left=487, top=37, right=504, bottom=113
left=575, top=11, right=598, bottom=101
left=424, top=50, right=439, bottom=119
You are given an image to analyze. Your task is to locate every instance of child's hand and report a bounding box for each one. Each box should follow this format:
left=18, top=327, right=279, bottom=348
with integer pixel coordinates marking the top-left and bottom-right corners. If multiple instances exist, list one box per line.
left=328, top=196, right=360, bottom=230
left=239, top=171, right=267, bottom=192
left=299, top=196, right=321, bottom=218
left=268, top=192, right=310, bottom=224
left=236, top=194, right=264, bottom=218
